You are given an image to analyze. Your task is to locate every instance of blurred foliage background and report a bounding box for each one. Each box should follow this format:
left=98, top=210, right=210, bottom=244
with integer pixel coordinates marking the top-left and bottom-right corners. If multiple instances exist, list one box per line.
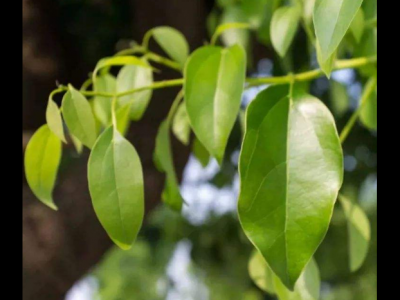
left=23, top=0, right=377, bottom=299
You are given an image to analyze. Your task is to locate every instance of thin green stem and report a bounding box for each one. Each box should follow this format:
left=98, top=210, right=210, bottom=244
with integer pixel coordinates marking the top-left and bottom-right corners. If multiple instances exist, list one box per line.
left=64, top=56, right=376, bottom=99
left=340, top=76, right=377, bottom=144
left=49, top=88, right=65, bottom=101
left=167, top=90, right=185, bottom=123
left=145, top=52, right=182, bottom=72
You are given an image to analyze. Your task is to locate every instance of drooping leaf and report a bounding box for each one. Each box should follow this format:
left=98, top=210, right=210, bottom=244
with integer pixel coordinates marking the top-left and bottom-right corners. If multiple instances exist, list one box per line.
left=270, top=6, right=301, bottom=57
left=314, top=0, right=364, bottom=62
left=360, top=77, right=378, bottom=130
left=317, top=41, right=337, bottom=78
left=46, top=98, right=66, bottom=143
left=192, top=138, right=210, bottom=168
left=360, top=82, right=377, bottom=130
left=117, top=63, right=153, bottom=121
left=115, top=103, right=132, bottom=136
left=274, top=259, right=320, bottom=300
left=71, top=134, right=83, bottom=155
left=154, top=120, right=184, bottom=212
left=88, top=126, right=144, bottom=250
left=24, top=125, right=62, bottom=210
left=218, top=10, right=251, bottom=48
left=340, top=195, right=371, bottom=272
left=257, top=0, right=282, bottom=45
left=62, top=87, right=98, bottom=149
left=330, top=80, right=349, bottom=117
left=248, top=250, right=276, bottom=295
left=185, top=45, right=246, bottom=164
left=93, top=74, right=116, bottom=126
left=350, top=8, right=365, bottom=43
left=152, top=27, right=190, bottom=69
left=172, top=102, right=191, bottom=146
left=238, top=86, right=343, bottom=289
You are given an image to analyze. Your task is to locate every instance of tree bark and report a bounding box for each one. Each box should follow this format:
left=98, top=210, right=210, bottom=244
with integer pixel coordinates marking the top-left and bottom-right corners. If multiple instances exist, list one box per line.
left=22, top=1, right=209, bottom=299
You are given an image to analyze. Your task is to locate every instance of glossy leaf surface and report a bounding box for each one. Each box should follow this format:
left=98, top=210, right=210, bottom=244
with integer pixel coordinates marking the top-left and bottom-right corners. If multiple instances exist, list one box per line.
left=117, top=64, right=153, bottom=121
left=314, top=0, right=364, bottom=61
left=62, top=88, right=98, bottom=149
left=340, top=196, right=371, bottom=272
left=239, top=86, right=343, bottom=289
left=24, top=125, right=62, bottom=210
left=270, top=6, right=301, bottom=57
left=185, top=45, right=246, bottom=164
left=88, top=127, right=144, bottom=250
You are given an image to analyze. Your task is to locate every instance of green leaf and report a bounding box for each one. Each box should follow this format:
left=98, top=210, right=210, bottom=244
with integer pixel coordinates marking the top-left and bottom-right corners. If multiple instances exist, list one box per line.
left=172, top=102, right=191, bottom=146
left=217, top=11, right=251, bottom=48
left=248, top=250, right=276, bottom=295
left=238, top=86, right=343, bottom=289
left=350, top=8, right=365, bottom=43
left=193, top=138, right=210, bottom=168
left=154, top=120, right=184, bottom=212
left=93, top=74, right=116, bottom=126
left=274, top=258, right=320, bottom=300
left=257, top=0, right=282, bottom=46
left=46, top=98, right=66, bottom=143
left=360, top=83, right=377, bottom=130
left=330, top=80, right=349, bottom=117
left=117, top=63, right=153, bottom=121
left=339, top=195, right=371, bottom=272
left=93, top=56, right=151, bottom=80
left=185, top=45, right=246, bottom=164
left=316, top=41, right=336, bottom=78
left=88, top=126, right=144, bottom=250
left=115, top=103, right=132, bottom=137
left=217, top=0, right=238, bottom=8
left=152, top=27, right=190, bottom=69
left=302, top=0, right=316, bottom=25
left=24, top=125, right=62, bottom=210
left=62, top=87, right=98, bottom=149
left=314, top=0, right=364, bottom=62
left=241, top=0, right=270, bottom=29
left=270, top=6, right=301, bottom=57
left=71, top=134, right=83, bottom=155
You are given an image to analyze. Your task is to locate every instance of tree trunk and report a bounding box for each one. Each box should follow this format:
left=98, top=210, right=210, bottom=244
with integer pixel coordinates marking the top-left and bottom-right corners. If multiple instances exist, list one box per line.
left=22, top=1, right=209, bottom=299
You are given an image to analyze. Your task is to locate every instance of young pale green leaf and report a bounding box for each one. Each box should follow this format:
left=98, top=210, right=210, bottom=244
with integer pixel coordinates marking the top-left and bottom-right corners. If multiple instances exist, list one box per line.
left=93, top=74, right=116, bottom=126
left=46, top=98, right=66, bottom=143
left=314, top=0, right=364, bottom=62
left=274, top=258, right=320, bottom=300
left=360, top=87, right=377, bottom=131
left=88, top=126, right=144, bottom=250
left=270, top=6, right=301, bottom=57
left=316, top=41, right=336, bottom=78
left=192, top=138, right=210, bottom=168
left=117, top=64, right=153, bottom=121
left=185, top=45, right=246, bottom=164
left=238, top=86, right=343, bottom=290
left=93, top=56, right=151, bottom=80
left=62, top=88, right=98, bottom=149
left=218, top=11, right=251, bottom=48
left=350, top=8, right=365, bottom=43
left=172, top=102, right=191, bottom=146
left=330, top=80, right=349, bottom=117
left=154, top=120, right=184, bottom=212
left=152, top=27, right=190, bottom=69
left=248, top=250, right=276, bottom=295
left=340, top=196, right=371, bottom=272
left=24, top=125, right=62, bottom=210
